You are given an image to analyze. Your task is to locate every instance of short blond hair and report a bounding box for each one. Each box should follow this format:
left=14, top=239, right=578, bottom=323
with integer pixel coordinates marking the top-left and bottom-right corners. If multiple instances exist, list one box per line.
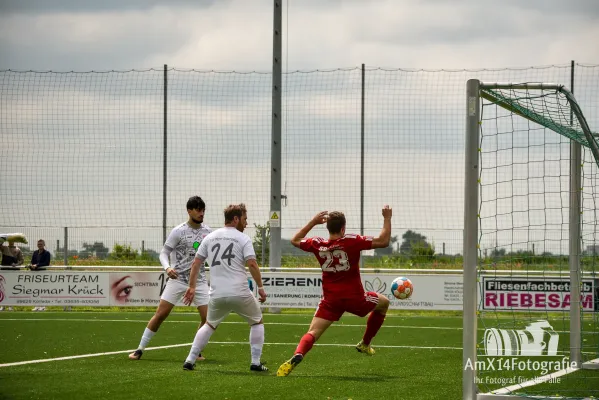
left=224, top=203, right=247, bottom=224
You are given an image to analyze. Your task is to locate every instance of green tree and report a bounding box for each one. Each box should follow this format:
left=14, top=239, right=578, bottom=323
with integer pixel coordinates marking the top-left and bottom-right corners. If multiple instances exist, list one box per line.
left=490, top=248, right=506, bottom=258
left=399, top=230, right=432, bottom=255
left=109, top=243, right=138, bottom=260
left=253, top=222, right=270, bottom=266
left=411, top=240, right=435, bottom=262
left=141, top=248, right=160, bottom=261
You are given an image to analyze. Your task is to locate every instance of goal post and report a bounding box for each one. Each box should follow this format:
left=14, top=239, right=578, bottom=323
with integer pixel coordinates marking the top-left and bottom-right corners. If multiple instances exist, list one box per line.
left=463, top=79, right=599, bottom=399
left=463, top=79, right=481, bottom=400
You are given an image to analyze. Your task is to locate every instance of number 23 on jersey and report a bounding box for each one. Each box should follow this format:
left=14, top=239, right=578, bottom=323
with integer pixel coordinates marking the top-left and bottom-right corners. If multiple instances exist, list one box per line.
left=318, top=250, right=350, bottom=272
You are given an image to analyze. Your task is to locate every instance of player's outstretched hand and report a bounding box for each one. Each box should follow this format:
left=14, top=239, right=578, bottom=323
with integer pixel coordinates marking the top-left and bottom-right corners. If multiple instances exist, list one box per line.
left=382, top=205, right=392, bottom=219
left=166, top=267, right=178, bottom=279
left=311, top=211, right=328, bottom=226
left=258, top=288, right=267, bottom=303
left=183, top=287, right=195, bottom=306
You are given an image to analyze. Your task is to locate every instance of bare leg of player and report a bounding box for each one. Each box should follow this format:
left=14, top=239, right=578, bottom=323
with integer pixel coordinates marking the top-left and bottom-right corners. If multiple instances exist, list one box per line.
left=196, top=304, right=208, bottom=361
left=277, top=317, right=334, bottom=376
left=356, top=293, right=390, bottom=355
left=128, top=300, right=174, bottom=360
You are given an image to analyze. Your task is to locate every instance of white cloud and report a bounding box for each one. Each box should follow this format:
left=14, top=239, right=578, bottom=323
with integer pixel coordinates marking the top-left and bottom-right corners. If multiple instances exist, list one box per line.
left=1, top=0, right=598, bottom=71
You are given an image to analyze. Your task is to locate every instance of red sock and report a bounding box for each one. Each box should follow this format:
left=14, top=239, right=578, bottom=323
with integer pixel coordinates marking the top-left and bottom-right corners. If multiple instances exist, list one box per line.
left=362, top=311, right=386, bottom=345
left=295, top=333, right=316, bottom=356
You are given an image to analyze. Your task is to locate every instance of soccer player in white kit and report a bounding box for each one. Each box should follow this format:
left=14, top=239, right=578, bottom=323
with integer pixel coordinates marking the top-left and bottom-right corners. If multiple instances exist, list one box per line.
left=182, top=203, right=268, bottom=372
left=129, top=196, right=212, bottom=361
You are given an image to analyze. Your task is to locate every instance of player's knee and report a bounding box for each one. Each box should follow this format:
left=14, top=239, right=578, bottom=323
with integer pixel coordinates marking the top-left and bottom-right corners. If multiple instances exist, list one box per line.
left=207, top=322, right=217, bottom=330
left=377, top=296, right=390, bottom=311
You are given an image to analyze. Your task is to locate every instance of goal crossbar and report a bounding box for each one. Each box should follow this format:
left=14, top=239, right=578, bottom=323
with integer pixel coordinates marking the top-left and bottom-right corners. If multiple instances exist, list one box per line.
left=479, top=82, right=599, bottom=168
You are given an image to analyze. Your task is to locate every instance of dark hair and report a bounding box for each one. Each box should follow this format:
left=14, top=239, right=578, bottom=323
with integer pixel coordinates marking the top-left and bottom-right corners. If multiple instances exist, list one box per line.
left=187, top=196, right=206, bottom=211
left=224, top=203, right=247, bottom=224
left=326, top=211, right=346, bottom=234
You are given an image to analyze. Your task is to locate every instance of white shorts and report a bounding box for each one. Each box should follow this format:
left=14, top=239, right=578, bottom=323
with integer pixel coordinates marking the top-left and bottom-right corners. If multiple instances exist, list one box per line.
left=207, top=295, right=263, bottom=328
left=160, top=278, right=209, bottom=307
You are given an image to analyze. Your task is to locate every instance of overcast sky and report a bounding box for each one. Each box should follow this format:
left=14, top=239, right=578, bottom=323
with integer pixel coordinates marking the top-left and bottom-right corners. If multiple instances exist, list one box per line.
left=1, top=0, right=598, bottom=256
left=1, top=0, right=598, bottom=71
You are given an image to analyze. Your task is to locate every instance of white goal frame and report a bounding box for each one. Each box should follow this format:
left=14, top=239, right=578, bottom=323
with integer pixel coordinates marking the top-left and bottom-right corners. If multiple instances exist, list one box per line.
left=462, top=79, right=599, bottom=400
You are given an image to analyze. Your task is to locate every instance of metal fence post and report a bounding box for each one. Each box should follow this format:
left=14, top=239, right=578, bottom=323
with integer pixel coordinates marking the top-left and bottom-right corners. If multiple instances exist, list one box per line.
left=64, top=227, right=69, bottom=267
left=261, top=228, right=266, bottom=268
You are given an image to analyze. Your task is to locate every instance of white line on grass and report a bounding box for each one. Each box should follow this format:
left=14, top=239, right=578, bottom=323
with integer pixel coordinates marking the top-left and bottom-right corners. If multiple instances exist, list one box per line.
left=0, top=342, right=462, bottom=368
left=0, top=318, right=462, bottom=330
left=2, top=318, right=594, bottom=335
left=0, top=343, right=190, bottom=368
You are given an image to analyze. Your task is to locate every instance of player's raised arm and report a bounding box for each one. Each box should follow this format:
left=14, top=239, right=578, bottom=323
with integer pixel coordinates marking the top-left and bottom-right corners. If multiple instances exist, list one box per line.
left=371, top=205, right=392, bottom=249
left=290, top=211, right=328, bottom=248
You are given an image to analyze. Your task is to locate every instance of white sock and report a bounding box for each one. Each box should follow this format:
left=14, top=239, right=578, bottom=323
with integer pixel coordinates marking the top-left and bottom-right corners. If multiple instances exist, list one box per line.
left=249, top=323, right=265, bottom=365
left=186, top=324, right=214, bottom=364
left=138, top=328, right=156, bottom=350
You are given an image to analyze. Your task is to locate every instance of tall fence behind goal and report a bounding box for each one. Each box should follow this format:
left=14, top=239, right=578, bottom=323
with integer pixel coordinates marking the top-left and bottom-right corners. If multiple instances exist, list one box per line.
left=1, top=64, right=598, bottom=270
left=463, top=80, right=599, bottom=399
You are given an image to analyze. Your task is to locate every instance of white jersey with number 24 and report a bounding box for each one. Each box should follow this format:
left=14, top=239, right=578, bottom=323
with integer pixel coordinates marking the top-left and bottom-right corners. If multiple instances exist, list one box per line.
left=196, top=226, right=256, bottom=299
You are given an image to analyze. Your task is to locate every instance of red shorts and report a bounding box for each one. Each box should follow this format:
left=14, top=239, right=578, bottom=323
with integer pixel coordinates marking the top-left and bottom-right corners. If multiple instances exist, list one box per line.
left=315, top=291, right=379, bottom=321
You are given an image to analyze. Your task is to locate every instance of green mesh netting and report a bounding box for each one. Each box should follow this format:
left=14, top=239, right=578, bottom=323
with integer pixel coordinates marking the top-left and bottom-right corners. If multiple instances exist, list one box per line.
left=480, top=87, right=599, bottom=163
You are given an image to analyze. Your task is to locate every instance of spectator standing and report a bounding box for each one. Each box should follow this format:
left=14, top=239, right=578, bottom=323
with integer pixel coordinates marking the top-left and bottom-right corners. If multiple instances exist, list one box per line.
left=30, top=239, right=51, bottom=270
left=30, top=239, right=51, bottom=311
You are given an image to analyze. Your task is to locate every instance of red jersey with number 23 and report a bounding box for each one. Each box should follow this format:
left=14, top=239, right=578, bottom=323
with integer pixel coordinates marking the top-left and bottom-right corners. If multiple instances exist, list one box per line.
left=300, top=234, right=373, bottom=299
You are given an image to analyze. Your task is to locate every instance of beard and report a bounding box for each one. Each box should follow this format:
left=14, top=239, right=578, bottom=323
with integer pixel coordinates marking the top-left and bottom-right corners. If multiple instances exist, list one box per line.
left=191, top=217, right=203, bottom=225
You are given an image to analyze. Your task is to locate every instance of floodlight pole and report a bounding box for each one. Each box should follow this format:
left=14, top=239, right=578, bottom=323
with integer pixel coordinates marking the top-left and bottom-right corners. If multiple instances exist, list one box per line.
left=360, top=63, right=365, bottom=269
left=269, top=0, right=282, bottom=271
left=163, top=64, right=168, bottom=244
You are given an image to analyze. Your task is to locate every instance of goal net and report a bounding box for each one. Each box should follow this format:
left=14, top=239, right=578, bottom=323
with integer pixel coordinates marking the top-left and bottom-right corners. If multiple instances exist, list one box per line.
left=463, top=81, right=599, bottom=399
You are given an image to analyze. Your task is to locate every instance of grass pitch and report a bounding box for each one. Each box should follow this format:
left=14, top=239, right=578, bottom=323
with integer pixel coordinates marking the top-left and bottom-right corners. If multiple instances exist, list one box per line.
left=0, top=311, right=596, bottom=399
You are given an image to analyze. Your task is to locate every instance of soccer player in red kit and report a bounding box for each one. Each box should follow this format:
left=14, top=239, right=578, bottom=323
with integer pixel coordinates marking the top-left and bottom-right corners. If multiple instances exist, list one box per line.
left=277, top=205, right=392, bottom=377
